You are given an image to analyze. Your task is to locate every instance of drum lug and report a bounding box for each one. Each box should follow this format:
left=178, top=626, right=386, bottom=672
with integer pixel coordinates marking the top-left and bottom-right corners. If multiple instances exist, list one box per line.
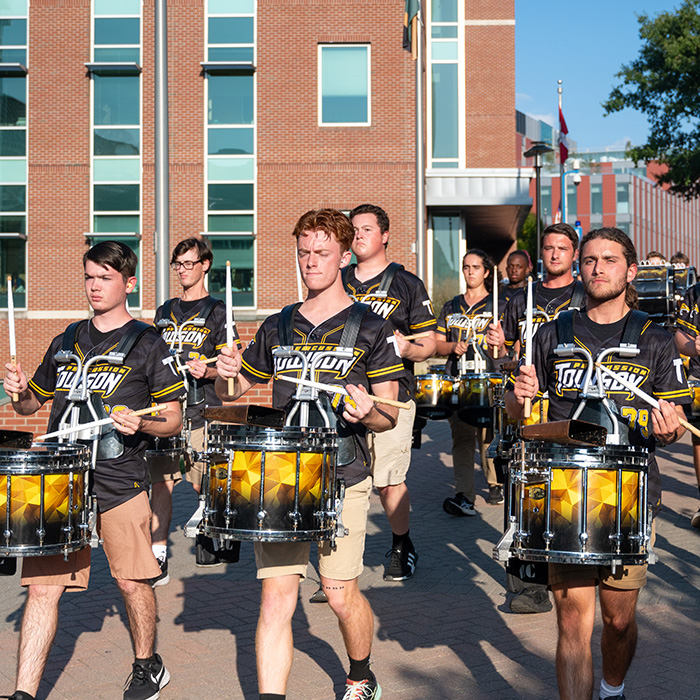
left=3, top=529, right=11, bottom=545
left=257, top=510, right=267, bottom=527
left=36, top=528, right=46, bottom=545
left=608, top=533, right=622, bottom=553
left=578, top=531, right=589, bottom=550
left=543, top=530, right=555, bottom=549
left=289, top=511, right=301, bottom=529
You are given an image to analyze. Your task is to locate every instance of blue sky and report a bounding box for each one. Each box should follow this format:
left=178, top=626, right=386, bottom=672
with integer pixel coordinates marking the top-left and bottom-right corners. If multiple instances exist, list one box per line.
left=515, top=0, right=679, bottom=152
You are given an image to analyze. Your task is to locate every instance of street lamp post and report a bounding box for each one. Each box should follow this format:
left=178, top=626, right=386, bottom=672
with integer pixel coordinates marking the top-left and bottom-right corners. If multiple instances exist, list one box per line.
left=524, top=141, right=554, bottom=276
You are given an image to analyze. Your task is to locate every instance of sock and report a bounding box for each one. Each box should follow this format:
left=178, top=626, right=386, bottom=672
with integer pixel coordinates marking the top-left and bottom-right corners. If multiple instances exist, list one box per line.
left=259, top=695, right=286, bottom=700
left=600, top=679, right=624, bottom=698
left=152, top=544, right=167, bottom=560
left=348, top=654, right=372, bottom=682
left=392, top=530, right=411, bottom=551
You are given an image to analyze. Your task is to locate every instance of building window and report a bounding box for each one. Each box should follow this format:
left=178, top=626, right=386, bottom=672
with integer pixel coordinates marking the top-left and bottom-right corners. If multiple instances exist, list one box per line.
left=206, top=0, right=256, bottom=308
left=431, top=213, right=462, bottom=310
left=540, top=185, right=552, bottom=220
left=616, top=221, right=630, bottom=235
left=591, top=183, right=603, bottom=215
left=0, top=0, right=27, bottom=309
left=566, top=184, right=577, bottom=222
left=318, top=45, right=370, bottom=126
left=91, top=1, right=142, bottom=308
left=617, top=183, right=630, bottom=215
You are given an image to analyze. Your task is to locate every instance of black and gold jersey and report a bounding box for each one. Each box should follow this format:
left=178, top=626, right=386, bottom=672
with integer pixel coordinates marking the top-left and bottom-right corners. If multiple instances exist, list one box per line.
left=437, top=294, right=496, bottom=375
left=343, top=264, right=436, bottom=399
left=676, top=281, right=700, bottom=378
left=154, top=296, right=240, bottom=428
left=29, top=320, right=186, bottom=512
left=502, top=280, right=583, bottom=353
left=531, top=310, right=691, bottom=513
left=240, top=305, right=405, bottom=487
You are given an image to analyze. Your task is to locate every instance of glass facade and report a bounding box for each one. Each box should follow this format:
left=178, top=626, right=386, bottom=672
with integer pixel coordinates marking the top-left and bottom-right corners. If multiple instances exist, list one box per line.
left=319, top=45, right=370, bottom=125
left=0, top=0, right=26, bottom=308
left=429, top=0, right=459, bottom=167
left=91, top=2, right=142, bottom=307
left=431, top=213, right=461, bottom=310
left=206, top=0, right=255, bottom=307
left=591, top=183, right=603, bottom=216
left=617, top=183, right=630, bottom=214
left=566, top=184, right=577, bottom=222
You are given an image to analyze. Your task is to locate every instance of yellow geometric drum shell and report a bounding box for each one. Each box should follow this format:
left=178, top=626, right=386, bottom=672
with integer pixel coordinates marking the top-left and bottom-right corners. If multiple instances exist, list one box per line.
left=508, top=441, right=650, bottom=565
left=457, top=372, right=501, bottom=427
left=522, top=395, right=549, bottom=427
left=414, top=373, right=456, bottom=420
left=683, top=378, right=700, bottom=425
left=204, top=424, right=338, bottom=542
left=0, top=442, right=92, bottom=557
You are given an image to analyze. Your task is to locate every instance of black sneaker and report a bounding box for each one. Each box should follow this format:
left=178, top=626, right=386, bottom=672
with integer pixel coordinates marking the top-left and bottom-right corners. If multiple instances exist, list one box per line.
left=443, top=492, right=476, bottom=516
left=509, top=586, right=553, bottom=614
left=487, top=485, right=504, bottom=505
left=1, top=692, right=35, bottom=700
left=149, top=556, right=169, bottom=588
left=599, top=695, right=625, bottom=700
left=309, top=585, right=328, bottom=603
left=342, top=670, right=382, bottom=699
left=195, top=534, right=223, bottom=567
left=123, top=654, right=170, bottom=700
left=383, top=540, right=418, bottom=581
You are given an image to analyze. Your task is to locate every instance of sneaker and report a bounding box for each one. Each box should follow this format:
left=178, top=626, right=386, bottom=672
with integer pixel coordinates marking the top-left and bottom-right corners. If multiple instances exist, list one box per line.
left=342, top=672, right=382, bottom=700
left=487, top=485, right=504, bottom=505
left=599, top=696, right=626, bottom=700
left=309, top=585, right=328, bottom=603
left=123, top=654, right=170, bottom=700
left=1, top=692, right=35, bottom=700
left=149, top=556, right=169, bottom=588
left=443, top=492, right=476, bottom=516
left=195, top=534, right=223, bottom=567
left=691, top=508, right=700, bottom=529
left=383, top=540, right=418, bottom=581
left=509, top=586, right=553, bottom=614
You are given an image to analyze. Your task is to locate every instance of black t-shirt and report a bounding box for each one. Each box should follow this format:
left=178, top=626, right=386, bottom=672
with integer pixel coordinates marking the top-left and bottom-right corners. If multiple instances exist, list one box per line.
left=502, top=280, right=582, bottom=352
left=239, top=304, right=405, bottom=487
left=677, top=281, right=700, bottom=378
left=154, top=296, right=240, bottom=428
left=343, top=265, right=437, bottom=400
left=437, top=294, right=498, bottom=376
left=28, top=319, right=186, bottom=512
left=531, top=310, right=691, bottom=514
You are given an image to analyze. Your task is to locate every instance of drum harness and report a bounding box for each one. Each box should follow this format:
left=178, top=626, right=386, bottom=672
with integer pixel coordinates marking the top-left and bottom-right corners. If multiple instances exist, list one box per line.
left=272, top=301, right=371, bottom=541
left=554, top=308, right=649, bottom=446
left=448, top=294, right=494, bottom=375
left=341, top=261, right=402, bottom=300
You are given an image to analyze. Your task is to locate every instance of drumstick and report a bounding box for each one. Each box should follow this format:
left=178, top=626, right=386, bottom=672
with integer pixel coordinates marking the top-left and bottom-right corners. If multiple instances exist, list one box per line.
left=277, top=375, right=412, bottom=410
left=523, top=276, right=533, bottom=418
left=7, top=275, right=17, bottom=401
left=403, top=331, right=431, bottom=341
left=595, top=362, right=700, bottom=440
left=183, top=356, right=218, bottom=371
left=492, top=265, right=499, bottom=360
left=36, top=404, right=169, bottom=441
left=225, top=260, right=234, bottom=396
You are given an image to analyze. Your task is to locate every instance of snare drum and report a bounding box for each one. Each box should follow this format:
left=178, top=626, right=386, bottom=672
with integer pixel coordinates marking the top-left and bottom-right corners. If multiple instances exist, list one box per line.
left=414, top=373, right=456, bottom=419
left=684, top=378, right=700, bottom=425
left=204, top=424, right=339, bottom=542
left=505, top=441, right=650, bottom=565
left=523, top=395, right=549, bottom=426
left=457, top=372, right=501, bottom=426
left=0, top=443, right=92, bottom=557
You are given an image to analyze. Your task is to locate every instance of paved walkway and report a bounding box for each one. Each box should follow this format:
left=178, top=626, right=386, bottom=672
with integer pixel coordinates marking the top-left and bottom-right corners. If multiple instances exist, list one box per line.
left=1, top=421, right=699, bottom=699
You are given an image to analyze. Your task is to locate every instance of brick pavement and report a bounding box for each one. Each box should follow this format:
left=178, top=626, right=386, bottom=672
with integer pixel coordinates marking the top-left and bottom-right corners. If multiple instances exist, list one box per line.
left=0, top=421, right=699, bottom=699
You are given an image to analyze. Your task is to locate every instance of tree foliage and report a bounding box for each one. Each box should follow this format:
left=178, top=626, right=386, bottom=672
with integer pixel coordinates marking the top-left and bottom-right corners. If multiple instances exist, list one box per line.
left=603, top=0, right=700, bottom=198
left=517, top=212, right=539, bottom=263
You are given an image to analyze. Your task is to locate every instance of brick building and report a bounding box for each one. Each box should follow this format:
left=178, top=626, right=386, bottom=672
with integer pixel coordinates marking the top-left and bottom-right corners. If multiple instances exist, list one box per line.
left=0, top=0, right=526, bottom=430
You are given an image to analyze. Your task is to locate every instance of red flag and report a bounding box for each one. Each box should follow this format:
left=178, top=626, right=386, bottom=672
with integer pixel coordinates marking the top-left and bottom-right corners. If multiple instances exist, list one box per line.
left=558, top=106, right=569, bottom=164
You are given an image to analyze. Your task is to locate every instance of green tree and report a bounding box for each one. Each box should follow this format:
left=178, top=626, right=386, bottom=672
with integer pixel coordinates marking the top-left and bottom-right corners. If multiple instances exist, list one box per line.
left=517, top=212, right=539, bottom=263
left=603, top=1, right=700, bottom=198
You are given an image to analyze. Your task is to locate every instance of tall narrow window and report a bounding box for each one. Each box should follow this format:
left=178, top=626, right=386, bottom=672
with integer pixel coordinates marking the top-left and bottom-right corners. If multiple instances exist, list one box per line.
left=205, top=0, right=256, bottom=308
left=431, top=213, right=462, bottom=307
left=591, top=183, right=603, bottom=216
left=0, top=0, right=27, bottom=309
left=90, top=0, right=142, bottom=307
left=617, top=183, right=630, bottom=215
left=318, top=45, right=370, bottom=126
left=566, top=184, right=577, bottom=221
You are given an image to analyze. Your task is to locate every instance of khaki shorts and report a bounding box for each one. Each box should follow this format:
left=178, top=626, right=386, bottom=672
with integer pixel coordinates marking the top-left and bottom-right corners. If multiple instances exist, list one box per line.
left=254, top=476, right=372, bottom=581
left=367, top=400, right=416, bottom=487
left=21, top=491, right=161, bottom=590
left=548, top=521, right=656, bottom=591
left=184, top=425, right=206, bottom=488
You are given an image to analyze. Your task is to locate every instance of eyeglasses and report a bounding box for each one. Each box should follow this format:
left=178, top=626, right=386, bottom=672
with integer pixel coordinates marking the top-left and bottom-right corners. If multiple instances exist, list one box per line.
left=170, top=260, right=203, bottom=270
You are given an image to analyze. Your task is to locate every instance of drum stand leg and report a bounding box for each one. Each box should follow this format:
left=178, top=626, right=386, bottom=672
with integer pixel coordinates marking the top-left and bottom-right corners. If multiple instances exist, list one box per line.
left=493, top=517, right=517, bottom=562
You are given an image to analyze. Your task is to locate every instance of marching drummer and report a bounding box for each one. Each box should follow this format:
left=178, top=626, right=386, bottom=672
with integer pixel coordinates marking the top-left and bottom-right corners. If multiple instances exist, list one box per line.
left=501, top=249, right=532, bottom=306
left=149, top=237, right=241, bottom=582
left=486, top=222, right=584, bottom=614
left=436, top=248, right=504, bottom=516
left=507, top=227, right=690, bottom=700
left=215, top=209, right=403, bottom=700
left=674, top=271, right=700, bottom=530
left=344, top=203, right=437, bottom=582
left=2, top=241, right=185, bottom=700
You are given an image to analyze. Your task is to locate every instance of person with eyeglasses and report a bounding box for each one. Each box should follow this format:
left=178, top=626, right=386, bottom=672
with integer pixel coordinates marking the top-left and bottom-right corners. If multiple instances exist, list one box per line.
left=149, top=237, right=242, bottom=584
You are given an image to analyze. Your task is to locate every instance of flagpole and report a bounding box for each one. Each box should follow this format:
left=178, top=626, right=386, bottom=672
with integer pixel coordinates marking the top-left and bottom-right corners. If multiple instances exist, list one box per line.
left=415, top=2, right=426, bottom=282
left=558, top=79, right=565, bottom=223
